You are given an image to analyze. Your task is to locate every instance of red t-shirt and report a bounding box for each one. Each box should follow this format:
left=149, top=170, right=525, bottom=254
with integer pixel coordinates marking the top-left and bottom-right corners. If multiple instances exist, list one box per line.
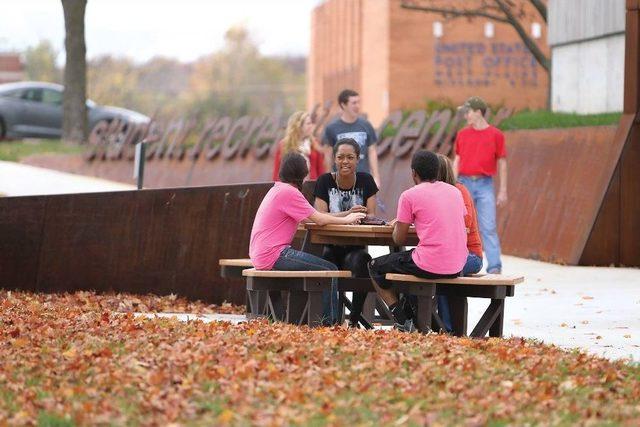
left=455, top=125, right=506, bottom=176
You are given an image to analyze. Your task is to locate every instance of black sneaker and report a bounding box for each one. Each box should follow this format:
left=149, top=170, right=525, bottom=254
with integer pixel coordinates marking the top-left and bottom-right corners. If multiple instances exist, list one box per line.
left=402, top=295, right=417, bottom=320
left=393, top=318, right=416, bottom=333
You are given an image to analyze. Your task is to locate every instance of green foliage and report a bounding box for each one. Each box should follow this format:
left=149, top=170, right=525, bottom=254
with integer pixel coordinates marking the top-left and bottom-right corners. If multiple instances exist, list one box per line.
left=187, top=25, right=305, bottom=119
left=0, top=140, right=83, bottom=162
left=25, top=41, right=61, bottom=83
left=22, top=25, right=305, bottom=121
left=499, top=110, right=622, bottom=130
left=424, top=98, right=458, bottom=113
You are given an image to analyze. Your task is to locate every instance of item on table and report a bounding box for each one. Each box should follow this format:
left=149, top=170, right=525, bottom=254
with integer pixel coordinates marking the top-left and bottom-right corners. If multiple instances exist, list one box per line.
left=360, top=216, right=387, bottom=225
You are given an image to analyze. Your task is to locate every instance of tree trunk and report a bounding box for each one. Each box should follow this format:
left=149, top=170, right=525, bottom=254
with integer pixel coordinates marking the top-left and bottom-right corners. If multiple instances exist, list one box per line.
left=61, top=0, right=88, bottom=144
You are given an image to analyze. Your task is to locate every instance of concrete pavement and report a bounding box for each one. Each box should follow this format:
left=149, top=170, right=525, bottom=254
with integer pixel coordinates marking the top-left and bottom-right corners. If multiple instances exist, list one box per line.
left=0, top=160, right=134, bottom=197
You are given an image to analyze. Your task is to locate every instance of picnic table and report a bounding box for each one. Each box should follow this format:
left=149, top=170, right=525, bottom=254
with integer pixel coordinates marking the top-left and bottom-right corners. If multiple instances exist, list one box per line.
left=221, top=223, right=522, bottom=336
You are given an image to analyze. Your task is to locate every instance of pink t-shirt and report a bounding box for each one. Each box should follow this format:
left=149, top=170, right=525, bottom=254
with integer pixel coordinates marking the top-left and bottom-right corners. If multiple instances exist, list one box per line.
left=249, top=182, right=316, bottom=270
left=397, top=181, right=468, bottom=274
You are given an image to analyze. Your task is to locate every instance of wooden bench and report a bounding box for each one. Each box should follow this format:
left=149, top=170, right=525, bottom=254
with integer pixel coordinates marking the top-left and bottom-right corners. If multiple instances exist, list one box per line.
left=218, top=260, right=376, bottom=325
left=242, top=269, right=353, bottom=327
left=219, top=258, right=256, bottom=317
left=219, top=258, right=253, bottom=278
left=385, top=273, right=524, bottom=338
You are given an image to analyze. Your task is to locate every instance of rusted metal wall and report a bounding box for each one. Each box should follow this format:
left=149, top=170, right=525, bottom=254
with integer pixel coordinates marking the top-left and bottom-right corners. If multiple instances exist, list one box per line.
left=497, top=126, right=622, bottom=264
left=0, top=184, right=273, bottom=304
left=580, top=1, right=640, bottom=266
left=20, top=124, right=636, bottom=268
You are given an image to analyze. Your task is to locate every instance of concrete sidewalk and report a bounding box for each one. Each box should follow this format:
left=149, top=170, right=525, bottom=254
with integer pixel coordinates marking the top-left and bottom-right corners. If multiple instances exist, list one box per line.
left=467, top=255, right=640, bottom=361
left=0, top=160, right=134, bottom=197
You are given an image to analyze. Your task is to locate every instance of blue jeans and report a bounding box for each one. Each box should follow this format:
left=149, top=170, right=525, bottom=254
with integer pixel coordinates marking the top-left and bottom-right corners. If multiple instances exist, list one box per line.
left=272, top=247, right=340, bottom=325
left=437, top=252, right=483, bottom=332
left=458, top=176, right=502, bottom=272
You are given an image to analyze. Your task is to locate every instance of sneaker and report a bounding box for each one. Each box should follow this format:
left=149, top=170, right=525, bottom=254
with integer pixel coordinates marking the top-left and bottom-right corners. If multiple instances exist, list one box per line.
left=393, top=318, right=416, bottom=333
left=487, top=268, right=502, bottom=274
left=402, top=295, right=417, bottom=320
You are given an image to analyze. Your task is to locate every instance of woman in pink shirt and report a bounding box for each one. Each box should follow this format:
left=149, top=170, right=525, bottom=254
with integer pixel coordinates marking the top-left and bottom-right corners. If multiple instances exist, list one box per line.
left=250, top=152, right=365, bottom=324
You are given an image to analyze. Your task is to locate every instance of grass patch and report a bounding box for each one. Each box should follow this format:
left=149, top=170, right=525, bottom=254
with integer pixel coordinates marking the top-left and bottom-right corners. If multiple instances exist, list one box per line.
left=0, top=139, right=84, bottom=162
left=498, top=110, right=622, bottom=131
left=37, top=412, right=75, bottom=427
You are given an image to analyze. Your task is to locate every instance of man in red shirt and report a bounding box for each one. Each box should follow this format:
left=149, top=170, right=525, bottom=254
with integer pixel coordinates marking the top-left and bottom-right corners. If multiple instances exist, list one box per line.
left=453, top=96, right=508, bottom=274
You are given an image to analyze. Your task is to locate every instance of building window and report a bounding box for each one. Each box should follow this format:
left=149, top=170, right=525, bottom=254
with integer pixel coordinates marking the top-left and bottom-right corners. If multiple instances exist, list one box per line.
left=484, top=22, right=495, bottom=38
left=531, top=22, right=542, bottom=39
left=433, top=21, right=443, bottom=38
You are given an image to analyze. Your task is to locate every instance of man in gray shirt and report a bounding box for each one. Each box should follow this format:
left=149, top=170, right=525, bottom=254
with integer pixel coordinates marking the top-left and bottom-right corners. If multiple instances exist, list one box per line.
left=322, top=89, right=381, bottom=188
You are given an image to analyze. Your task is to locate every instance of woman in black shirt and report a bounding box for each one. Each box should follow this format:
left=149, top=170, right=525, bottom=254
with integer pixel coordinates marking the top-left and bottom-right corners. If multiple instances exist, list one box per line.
left=313, top=138, right=379, bottom=327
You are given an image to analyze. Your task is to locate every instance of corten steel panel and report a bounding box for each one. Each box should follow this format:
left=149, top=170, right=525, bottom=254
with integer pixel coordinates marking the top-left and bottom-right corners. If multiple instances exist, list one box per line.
left=583, top=4, right=640, bottom=267
left=0, top=196, right=46, bottom=291
left=497, top=126, right=621, bottom=264
left=4, top=183, right=272, bottom=304
left=624, top=0, right=640, bottom=113
left=619, top=124, right=640, bottom=265
left=579, top=165, right=621, bottom=266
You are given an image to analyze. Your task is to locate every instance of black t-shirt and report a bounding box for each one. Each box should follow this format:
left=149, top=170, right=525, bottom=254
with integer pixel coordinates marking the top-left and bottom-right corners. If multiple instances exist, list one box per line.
left=313, top=172, right=379, bottom=213
left=322, top=117, right=378, bottom=174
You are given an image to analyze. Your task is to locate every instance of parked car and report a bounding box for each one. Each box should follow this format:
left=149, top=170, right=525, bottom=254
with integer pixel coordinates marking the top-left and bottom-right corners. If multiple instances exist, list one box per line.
left=0, top=81, right=150, bottom=139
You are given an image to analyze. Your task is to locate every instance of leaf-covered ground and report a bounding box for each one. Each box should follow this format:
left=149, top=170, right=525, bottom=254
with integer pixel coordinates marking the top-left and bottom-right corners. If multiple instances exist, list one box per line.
left=1, top=291, right=639, bottom=426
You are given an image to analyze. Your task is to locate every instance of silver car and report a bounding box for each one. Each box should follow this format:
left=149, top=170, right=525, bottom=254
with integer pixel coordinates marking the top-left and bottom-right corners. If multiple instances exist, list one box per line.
left=0, top=81, right=150, bottom=139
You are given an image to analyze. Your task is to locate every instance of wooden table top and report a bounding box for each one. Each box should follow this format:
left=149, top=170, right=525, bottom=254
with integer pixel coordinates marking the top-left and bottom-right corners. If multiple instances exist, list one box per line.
left=301, top=223, right=418, bottom=246
left=304, top=223, right=415, bottom=232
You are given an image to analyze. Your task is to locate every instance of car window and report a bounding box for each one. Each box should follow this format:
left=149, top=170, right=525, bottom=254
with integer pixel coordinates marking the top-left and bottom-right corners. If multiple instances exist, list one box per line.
left=21, top=88, right=43, bottom=103
left=0, top=89, right=23, bottom=99
left=42, top=89, right=63, bottom=106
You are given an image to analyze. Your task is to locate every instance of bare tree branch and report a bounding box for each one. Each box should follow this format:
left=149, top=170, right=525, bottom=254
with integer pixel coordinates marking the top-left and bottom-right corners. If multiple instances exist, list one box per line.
left=494, top=0, right=550, bottom=71
left=401, top=0, right=550, bottom=74
left=400, top=2, right=510, bottom=24
left=528, top=0, right=548, bottom=22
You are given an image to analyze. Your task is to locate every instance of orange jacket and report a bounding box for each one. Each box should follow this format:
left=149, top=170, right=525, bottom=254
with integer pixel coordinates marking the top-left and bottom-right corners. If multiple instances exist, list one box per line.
left=456, top=183, right=483, bottom=257
left=272, top=139, right=325, bottom=181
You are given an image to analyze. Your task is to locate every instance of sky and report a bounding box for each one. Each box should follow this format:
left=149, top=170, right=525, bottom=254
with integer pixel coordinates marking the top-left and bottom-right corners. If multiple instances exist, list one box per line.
left=1, top=0, right=324, bottom=63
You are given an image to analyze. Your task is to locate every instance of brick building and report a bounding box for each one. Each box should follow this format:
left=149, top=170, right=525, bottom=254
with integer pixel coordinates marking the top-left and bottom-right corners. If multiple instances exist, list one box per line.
left=308, top=0, right=549, bottom=126
left=0, top=53, right=24, bottom=84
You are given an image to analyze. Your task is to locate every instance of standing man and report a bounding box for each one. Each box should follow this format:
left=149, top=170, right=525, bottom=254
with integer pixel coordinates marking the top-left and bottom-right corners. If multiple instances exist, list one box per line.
left=453, top=96, right=507, bottom=274
left=323, top=89, right=381, bottom=188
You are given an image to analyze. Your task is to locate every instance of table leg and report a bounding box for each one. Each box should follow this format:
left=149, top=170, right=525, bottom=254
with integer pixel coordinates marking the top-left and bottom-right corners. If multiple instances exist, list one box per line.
left=307, top=290, right=324, bottom=327
left=449, top=295, right=468, bottom=337
left=375, top=296, right=394, bottom=325
left=267, top=291, right=285, bottom=321
left=286, top=290, right=308, bottom=325
left=489, top=299, right=505, bottom=338
left=415, top=295, right=434, bottom=333
left=470, top=299, right=504, bottom=338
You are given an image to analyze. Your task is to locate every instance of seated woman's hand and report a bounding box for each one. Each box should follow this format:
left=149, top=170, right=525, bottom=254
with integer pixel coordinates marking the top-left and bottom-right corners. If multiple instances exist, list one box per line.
left=348, top=205, right=367, bottom=214
left=344, top=212, right=366, bottom=224
left=387, top=218, right=398, bottom=227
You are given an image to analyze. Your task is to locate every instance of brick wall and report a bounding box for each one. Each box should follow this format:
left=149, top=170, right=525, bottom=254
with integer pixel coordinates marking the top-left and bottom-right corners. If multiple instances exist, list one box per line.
left=309, top=0, right=549, bottom=126
left=0, top=53, right=25, bottom=83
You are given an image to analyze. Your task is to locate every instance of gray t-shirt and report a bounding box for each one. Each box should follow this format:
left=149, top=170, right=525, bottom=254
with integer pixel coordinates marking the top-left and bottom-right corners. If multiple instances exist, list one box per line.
left=322, top=117, right=378, bottom=174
